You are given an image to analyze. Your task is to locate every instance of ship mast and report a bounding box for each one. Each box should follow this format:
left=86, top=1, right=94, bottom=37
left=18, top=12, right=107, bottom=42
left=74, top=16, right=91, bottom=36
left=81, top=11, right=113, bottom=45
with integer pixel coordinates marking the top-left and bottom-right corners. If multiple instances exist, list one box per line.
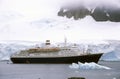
left=64, top=36, right=67, bottom=47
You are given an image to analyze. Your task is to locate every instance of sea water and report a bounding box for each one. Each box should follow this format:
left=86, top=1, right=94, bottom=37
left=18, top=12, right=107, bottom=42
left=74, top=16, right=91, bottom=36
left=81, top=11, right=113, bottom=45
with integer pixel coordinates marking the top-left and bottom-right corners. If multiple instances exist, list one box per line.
left=0, top=61, right=120, bottom=79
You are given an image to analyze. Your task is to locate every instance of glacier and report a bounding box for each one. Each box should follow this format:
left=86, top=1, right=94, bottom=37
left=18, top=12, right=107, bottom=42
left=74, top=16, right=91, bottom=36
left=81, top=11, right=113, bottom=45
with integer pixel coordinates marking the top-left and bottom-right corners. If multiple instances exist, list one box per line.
left=69, top=62, right=111, bottom=70
left=0, top=40, right=120, bottom=61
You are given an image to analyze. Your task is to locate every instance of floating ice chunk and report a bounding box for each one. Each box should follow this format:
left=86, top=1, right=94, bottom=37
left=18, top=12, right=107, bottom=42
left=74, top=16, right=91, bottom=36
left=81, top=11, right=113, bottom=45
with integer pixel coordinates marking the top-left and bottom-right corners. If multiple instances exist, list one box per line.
left=69, top=62, right=111, bottom=70
left=113, top=77, right=116, bottom=79
left=69, top=63, right=79, bottom=69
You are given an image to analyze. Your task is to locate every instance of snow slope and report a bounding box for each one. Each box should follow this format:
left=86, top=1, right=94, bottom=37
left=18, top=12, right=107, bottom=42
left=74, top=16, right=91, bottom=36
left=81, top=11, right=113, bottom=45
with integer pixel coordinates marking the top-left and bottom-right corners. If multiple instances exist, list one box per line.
left=0, top=12, right=120, bottom=61
left=1, top=16, right=120, bottom=42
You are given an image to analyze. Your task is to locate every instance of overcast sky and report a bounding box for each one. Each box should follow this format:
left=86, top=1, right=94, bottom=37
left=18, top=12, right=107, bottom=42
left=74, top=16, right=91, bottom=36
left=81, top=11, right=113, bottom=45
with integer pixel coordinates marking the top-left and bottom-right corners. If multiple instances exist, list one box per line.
left=0, top=0, right=120, bottom=18
left=0, top=0, right=62, bottom=19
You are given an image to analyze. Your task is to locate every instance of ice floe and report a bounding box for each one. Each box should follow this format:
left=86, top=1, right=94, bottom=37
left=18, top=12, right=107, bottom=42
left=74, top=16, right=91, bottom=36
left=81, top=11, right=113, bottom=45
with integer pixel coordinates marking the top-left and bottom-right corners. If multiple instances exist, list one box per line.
left=69, top=62, right=111, bottom=70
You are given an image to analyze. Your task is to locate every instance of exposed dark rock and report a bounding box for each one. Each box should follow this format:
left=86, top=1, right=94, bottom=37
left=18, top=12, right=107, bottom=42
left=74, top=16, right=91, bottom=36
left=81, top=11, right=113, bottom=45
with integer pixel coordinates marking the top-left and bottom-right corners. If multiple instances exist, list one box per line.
left=73, top=7, right=90, bottom=20
left=58, top=8, right=65, bottom=17
left=58, top=6, right=90, bottom=20
left=65, top=10, right=73, bottom=18
left=58, top=5, right=120, bottom=22
left=68, top=77, right=85, bottom=79
left=91, top=7, right=109, bottom=21
left=107, top=8, right=120, bottom=22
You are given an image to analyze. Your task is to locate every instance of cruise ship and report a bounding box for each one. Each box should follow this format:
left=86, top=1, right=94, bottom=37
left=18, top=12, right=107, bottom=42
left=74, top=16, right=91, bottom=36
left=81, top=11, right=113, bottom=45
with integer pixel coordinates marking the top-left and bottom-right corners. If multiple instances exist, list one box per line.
left=11, top=40, right=103, bottom=64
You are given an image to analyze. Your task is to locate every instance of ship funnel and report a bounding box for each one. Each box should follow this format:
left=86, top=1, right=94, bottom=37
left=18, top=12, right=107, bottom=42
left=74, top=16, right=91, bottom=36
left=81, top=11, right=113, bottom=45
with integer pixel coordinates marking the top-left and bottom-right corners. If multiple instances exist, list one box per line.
left=45, top=40, right=50, bottom=45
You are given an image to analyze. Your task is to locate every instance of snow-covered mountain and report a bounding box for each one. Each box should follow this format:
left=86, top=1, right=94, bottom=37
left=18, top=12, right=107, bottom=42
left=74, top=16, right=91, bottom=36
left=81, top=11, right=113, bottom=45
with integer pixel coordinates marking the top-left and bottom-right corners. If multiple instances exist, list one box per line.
left=0, top=0, right=120, bottom=61
left=58, top=0, right=120, bottom=22
left=0, top=12, right=120, bottom=61
left=0, top=0, right=120, bottom=41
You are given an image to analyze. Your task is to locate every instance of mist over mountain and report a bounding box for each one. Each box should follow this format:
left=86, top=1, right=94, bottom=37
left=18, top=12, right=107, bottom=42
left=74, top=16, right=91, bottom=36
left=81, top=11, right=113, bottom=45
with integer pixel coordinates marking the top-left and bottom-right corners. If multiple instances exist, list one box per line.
left=58, top=0, right=120, bottom=22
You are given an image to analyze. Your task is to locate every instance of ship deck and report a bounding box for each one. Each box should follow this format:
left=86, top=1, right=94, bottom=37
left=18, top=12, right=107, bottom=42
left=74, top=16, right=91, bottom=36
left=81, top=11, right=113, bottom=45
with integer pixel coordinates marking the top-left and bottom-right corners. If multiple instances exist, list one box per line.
left=11, top=49, right=92, bottom=58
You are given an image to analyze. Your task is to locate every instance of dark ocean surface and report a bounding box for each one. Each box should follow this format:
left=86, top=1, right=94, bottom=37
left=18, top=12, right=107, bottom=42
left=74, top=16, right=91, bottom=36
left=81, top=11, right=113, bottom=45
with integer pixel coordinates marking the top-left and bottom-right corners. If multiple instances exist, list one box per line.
left=0, top=61, right=120, bottom=79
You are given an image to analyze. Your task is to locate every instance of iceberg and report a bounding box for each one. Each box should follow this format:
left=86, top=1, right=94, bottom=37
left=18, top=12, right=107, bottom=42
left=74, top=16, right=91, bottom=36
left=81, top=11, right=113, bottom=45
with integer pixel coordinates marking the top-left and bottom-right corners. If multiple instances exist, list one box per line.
left=69, top=62, right=111, bottom=70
